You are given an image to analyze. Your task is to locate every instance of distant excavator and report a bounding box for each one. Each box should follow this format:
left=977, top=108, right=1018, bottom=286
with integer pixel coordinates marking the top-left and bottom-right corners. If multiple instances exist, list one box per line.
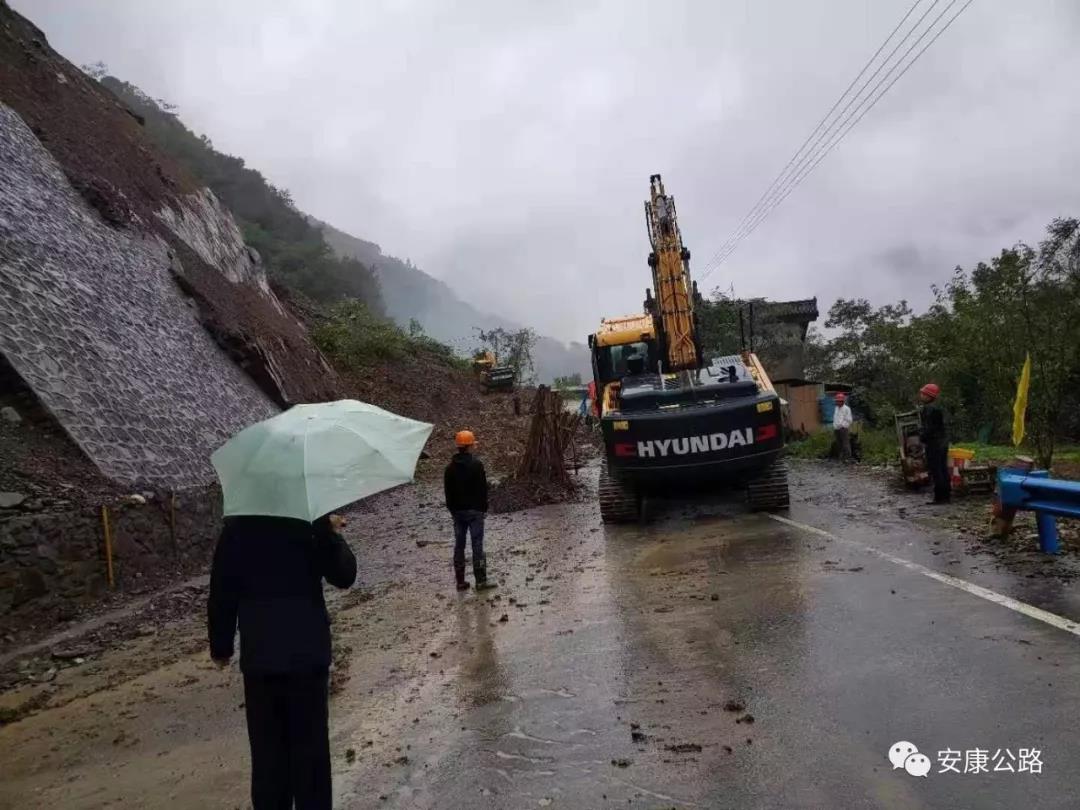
left=472, top=350, right=515, bottom=392
left=587, top=174, right=789, bottom=522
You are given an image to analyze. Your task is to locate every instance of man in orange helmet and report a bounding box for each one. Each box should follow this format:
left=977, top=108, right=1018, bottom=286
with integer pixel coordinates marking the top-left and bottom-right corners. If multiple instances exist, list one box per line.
left=444, top=430, right=496, bottom=591
left=918, top=383, right=950, bottom=505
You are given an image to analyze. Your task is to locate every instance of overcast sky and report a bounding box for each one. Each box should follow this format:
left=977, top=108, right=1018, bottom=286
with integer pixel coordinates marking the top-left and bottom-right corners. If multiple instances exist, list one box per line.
left=16, top=0, right=1080, bottom=343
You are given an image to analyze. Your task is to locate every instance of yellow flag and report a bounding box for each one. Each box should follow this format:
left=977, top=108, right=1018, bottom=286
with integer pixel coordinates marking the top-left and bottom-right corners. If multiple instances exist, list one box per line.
left=1012, top=353, right=1031, bottom=447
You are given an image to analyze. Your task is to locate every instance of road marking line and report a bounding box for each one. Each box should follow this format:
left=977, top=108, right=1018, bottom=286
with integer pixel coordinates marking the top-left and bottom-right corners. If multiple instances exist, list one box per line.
left=769, top=513, right=1080, bottom=638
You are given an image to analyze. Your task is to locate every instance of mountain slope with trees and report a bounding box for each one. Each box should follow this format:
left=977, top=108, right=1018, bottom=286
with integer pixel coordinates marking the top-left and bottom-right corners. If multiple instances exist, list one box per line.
left=96, top=71, right=587, bottom=383
left=315, top=218, right=590, bottom=382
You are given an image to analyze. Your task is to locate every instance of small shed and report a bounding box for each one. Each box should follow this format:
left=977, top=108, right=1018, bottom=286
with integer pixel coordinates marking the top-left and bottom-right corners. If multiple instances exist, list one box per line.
left=773, top=379, right=825, bottom=437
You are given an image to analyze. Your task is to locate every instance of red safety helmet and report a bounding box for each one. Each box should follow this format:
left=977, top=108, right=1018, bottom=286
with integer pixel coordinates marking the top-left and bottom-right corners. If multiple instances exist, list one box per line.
left=920, top=383, right=940, bottom=400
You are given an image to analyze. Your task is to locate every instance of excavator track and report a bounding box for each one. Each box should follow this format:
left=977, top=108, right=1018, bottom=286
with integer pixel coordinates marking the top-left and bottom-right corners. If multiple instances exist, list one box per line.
left=747, top=457, right=791, bottom=511
left=599, top=458, right=641, bottom=523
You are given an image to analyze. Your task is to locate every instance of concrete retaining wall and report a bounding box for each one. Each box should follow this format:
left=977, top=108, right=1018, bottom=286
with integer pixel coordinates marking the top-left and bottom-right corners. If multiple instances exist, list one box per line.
left=0, top=103, right=277, bottom=489
left=0, top=488, right=221, bottom=622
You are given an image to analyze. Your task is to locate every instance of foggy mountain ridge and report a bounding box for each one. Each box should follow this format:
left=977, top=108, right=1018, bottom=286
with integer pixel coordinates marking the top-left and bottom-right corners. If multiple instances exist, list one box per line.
left=314, top=217, right=592, bottom=382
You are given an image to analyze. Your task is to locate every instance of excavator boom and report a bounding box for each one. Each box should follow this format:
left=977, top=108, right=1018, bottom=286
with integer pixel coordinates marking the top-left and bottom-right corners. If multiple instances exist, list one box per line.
left=644, top=174, right=699, bottom=371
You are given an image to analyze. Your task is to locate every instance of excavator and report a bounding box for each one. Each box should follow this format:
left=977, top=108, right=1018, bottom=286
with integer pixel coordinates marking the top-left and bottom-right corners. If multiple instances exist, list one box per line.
left=472, top=350, right=515, bottom=391
left=587, top=175, right=789, bottom=523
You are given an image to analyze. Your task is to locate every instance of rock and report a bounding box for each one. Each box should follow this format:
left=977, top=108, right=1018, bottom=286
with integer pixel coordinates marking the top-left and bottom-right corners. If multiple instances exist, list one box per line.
left=40, top=667, right=57, bottom=682
left=736, top=714, right=755, bottom=724
left=123, top=494, right=147, bottom=506
left=710, top=594, right=720, bottom=601
left=345, top=748, right=356, bottom=764
left=0, top=492, right=26, bottom=509
left=1, top=406, right=21, bottom=424
left=52, top=644, right=98, bottom=661
left=723, top=699, right=745, bottom=713
left=498, top=614, right=509, bottom=623
left=611, top=758, right=632, bottom=768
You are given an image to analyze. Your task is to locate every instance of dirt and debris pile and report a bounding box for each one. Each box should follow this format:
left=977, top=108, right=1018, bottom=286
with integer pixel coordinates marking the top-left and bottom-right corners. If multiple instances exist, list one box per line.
left=489, top=386, right=590, bottom=513
left=339, top=355, right=531, bottom=479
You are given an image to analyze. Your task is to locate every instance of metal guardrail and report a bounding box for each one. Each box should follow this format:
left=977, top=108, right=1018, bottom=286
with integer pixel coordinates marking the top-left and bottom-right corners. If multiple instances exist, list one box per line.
left=997, top=469, right=1080, bottom=554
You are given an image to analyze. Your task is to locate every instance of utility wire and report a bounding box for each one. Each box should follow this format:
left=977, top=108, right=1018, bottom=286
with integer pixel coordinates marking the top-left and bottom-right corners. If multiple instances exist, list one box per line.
left=699, top=0, right=932, bottom=274
left=703, top=0, right=973, bottom=274
left=698, top=0, right=975, bottom=284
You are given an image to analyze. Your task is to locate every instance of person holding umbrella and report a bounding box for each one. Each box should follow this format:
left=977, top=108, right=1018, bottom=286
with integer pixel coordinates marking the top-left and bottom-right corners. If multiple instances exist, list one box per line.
left=208, top=400, right=433, bottom=809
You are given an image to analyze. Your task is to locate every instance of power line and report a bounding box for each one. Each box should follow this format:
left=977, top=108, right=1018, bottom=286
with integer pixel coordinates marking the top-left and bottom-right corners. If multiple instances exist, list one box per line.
left=702, top=0, right=967, bottom=275
left=699, top=0, right=932, bottom=274
left=698, top=0, right=975, bottom=284
left=704, top=0, right=974, bottom=274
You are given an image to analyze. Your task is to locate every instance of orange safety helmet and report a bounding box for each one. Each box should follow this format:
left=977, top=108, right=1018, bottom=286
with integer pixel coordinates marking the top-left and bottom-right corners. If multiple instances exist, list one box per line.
left=455, top=430, right=477, bottom=448
left=919, top=383, right=940, bottom=400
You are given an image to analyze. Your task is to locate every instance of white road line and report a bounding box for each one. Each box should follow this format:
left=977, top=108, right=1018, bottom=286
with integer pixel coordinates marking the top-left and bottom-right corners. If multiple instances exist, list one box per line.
left=769, top=513, right=1080, bottom=638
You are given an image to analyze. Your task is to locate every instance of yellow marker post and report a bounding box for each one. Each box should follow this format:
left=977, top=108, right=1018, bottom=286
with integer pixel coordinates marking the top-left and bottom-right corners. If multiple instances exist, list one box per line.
left=100, top=505, right=115, bottom=589
left=1012, top=353, right=1031, bottom=448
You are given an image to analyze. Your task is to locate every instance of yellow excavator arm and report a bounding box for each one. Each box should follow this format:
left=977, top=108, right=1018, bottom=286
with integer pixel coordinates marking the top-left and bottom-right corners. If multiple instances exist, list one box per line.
left=644, top=174, right=700, bottom=372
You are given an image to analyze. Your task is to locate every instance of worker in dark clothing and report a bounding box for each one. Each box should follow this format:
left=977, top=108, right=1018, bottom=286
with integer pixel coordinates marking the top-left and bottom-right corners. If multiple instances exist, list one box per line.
left=208, top=514, right=356, bottom=810
left=918, top=382, right=950, bottom=505
left=444, top=430, right=496, bottom=592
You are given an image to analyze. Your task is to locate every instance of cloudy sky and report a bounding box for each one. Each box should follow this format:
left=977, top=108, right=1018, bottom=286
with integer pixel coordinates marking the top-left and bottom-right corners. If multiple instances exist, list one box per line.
left=16, top=0, right=1080, bottom=343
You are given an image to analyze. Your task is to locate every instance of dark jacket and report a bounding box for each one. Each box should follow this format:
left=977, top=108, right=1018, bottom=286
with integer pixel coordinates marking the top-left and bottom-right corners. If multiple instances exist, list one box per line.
left=444, top=451, right=488, bottom=513
left=208, top=515, right=356, bottom=674
left=919, top=402, right=948, bottom=447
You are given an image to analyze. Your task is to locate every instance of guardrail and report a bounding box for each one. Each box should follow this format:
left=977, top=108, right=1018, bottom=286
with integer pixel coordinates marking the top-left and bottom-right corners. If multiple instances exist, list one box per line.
left=996, top=469, right=1080, bottom=554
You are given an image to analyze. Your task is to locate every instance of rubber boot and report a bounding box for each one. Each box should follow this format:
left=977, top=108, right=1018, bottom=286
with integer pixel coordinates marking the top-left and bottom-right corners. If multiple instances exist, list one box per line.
left=473, top=555, right=497, bottom=591
left=454, top=562, right=470, bottom=592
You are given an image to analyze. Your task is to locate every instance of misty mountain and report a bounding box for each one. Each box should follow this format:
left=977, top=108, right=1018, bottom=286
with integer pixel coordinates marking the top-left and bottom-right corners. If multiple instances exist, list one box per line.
left=315, top=218, right=591, bottom=383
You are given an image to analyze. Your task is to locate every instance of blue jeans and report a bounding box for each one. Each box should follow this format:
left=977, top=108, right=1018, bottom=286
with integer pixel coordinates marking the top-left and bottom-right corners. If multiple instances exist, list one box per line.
left=452, top=510, right=485, bottom=571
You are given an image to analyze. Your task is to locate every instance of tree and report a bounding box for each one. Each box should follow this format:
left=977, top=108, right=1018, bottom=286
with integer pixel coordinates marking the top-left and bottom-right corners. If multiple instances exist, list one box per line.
left=475, top=327, right=537, bottom=383
left=96, top=75, right=383, bottom=314
left=804, top=216, right=1080, bottom=465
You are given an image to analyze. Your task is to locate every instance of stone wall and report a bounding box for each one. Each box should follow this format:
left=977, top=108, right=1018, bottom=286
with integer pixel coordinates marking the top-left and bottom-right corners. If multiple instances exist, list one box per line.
left=0, top=103, right=278, bottom=488
left=0, top=488, right=222, bottom=623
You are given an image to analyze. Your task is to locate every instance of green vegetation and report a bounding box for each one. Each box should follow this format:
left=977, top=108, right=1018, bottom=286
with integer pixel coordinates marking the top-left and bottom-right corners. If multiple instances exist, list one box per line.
left=98, top=76, right=383, bottom=312
left=787, top=428, right=898, bottom=465
left=801, top=217, right=1080, bottom=467
left=90, top=71, right=476, bottom=376
left=950, top=443, right=1080, bottom=465
left=474, top=328, right=537, bottom=383
left=788, top=429, right=1080, bottom=470
left=312, top=300, right=467, bottom=371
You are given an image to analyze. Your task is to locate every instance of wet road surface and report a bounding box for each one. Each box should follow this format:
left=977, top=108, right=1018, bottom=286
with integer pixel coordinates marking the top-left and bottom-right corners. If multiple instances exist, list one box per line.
left=3, top=461, right=1080, bottom=808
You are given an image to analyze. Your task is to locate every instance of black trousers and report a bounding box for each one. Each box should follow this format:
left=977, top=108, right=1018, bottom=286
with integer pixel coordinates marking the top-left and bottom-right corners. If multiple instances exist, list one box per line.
left=243, top=672, right=331, bottom=810
left=926, top=442, right=951, bottom=502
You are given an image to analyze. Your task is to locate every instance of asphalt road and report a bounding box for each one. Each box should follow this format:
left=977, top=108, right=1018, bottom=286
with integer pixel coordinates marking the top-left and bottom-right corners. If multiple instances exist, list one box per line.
left=2, top=461, right=1079, bottom=809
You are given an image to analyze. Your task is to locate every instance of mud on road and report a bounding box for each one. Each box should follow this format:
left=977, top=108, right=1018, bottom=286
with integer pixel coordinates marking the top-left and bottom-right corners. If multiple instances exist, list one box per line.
left=3, top=460, right=1080, bottom=809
